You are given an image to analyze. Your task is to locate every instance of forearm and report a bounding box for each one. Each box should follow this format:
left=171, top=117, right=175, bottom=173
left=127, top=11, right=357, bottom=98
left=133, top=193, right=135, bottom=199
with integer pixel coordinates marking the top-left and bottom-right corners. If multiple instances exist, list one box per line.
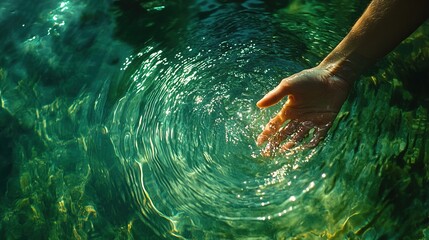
left=319, top=0, right=429, bottom=83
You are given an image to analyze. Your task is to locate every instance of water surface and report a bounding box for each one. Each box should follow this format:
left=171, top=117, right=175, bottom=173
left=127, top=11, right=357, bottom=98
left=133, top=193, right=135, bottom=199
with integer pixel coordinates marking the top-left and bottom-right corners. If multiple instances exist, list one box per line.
left=1, top=0, right=428, bottom=239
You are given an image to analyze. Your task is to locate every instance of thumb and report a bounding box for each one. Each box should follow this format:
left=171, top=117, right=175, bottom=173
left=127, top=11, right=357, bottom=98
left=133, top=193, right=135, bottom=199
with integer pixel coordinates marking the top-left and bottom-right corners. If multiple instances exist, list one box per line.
left=256, top=81, right=291, bottom=108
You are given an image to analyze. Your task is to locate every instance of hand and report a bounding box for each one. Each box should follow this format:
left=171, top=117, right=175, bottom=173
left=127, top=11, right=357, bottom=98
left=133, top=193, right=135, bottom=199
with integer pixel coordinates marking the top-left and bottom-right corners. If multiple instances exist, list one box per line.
left=256, top=66, right=351, bottom=155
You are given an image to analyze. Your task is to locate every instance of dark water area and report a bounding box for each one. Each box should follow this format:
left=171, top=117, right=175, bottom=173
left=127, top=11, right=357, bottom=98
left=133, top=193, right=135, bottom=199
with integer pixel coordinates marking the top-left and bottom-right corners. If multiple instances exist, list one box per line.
left=1, top=0, right=428, bottom=239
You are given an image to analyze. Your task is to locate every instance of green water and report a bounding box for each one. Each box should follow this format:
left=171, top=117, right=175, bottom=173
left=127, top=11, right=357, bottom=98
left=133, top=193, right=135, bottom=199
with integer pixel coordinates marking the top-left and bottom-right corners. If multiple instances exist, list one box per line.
left=1, top=0, right=428, bottom=239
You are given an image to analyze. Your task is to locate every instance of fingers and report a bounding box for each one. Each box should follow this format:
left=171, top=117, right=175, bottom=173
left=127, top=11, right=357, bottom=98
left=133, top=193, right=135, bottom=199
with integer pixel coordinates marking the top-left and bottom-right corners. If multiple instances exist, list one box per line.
left=256, top=113, right=286, bottom=146
left=265, top=120, right=299, bottom=148
left=304, top=123, right=331, bottom=148
left=277, top=120, right=300, bottom=143
left=280, top=121, right=313, bottom=151
left=261, top=120, right=299, bottom=155
left=259, top=120, right=331, bottom=156
left=256, top=80, right=292, bottom=108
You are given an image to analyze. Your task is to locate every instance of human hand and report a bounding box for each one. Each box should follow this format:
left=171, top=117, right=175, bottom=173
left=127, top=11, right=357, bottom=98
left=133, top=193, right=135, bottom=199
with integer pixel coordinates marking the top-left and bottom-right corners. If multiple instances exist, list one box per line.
left=256, top=66, right=351, bottom=155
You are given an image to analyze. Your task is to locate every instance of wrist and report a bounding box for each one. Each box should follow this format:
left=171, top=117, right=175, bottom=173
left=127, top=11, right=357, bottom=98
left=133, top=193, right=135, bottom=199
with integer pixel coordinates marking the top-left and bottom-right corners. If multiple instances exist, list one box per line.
left=318, top=51, right=372, bottom=86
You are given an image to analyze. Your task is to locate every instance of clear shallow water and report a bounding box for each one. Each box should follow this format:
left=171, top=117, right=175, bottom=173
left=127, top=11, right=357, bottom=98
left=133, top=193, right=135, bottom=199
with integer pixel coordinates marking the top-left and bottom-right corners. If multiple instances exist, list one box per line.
left=1, top=0, right=428, bottom=239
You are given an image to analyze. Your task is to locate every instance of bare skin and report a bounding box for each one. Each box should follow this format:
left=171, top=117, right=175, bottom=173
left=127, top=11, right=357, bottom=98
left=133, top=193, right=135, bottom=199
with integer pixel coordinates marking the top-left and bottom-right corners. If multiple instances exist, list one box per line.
left=257, top=0, right=429, bottom=155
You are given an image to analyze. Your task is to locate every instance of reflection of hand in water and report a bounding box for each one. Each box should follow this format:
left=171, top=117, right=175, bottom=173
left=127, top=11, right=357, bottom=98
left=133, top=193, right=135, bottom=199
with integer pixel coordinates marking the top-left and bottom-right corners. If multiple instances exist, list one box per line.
left=256, top=67, right=350, bottom=155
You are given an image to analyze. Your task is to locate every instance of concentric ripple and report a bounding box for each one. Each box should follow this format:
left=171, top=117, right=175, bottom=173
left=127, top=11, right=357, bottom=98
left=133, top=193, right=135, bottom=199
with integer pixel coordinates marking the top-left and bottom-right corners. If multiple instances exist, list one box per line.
left=102, top=4, right=333, bottom=238
left=89, top=1, right=429, bottom=239
left=1, top=0, right=429, bottom=239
